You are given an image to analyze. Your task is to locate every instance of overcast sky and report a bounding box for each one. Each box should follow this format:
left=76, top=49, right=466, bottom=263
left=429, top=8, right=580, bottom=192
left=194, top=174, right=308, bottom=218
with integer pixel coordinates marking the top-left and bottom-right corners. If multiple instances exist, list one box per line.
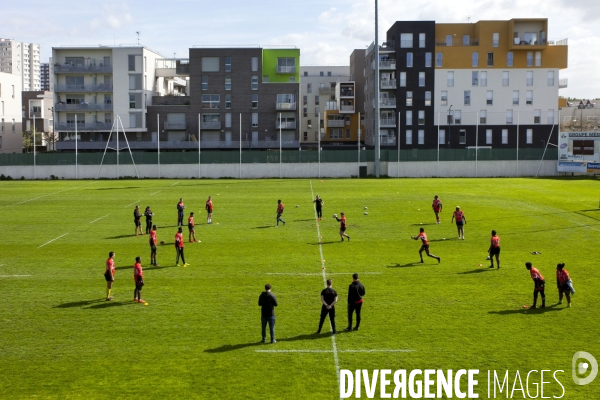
left=2, top=0, right=598, bottom=98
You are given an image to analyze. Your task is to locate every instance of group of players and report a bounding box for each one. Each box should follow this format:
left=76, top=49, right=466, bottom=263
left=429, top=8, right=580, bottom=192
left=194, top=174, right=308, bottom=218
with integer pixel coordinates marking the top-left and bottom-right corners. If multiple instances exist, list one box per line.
left=103, top=196, right=214, bottom=303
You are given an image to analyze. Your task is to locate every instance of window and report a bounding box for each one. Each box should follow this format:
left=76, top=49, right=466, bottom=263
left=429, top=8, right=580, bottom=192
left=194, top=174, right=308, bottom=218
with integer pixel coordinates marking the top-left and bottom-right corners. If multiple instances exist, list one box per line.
left=441, top=91, right=448, bottom=106
left=526, top=129, right=533, bottom=144
left=436, top=52, right=443, bottom=67
left=201, top=94, right=220, bottom=109
left=225, top=76, right=231, bottom=90
left=418, top=110, right=425, bottom=125
left=307, top=119, right=312, bottom=128
left=277, top=58, right=296, bottom=73
left=425, top=91, right=431, bottom=106
left=480, top=71, right=487, bottom=86
left=129, top=113, right=137, bottom=128
left=225, top=94, right=231, bottom=109
left=2, top=118, right=4, bottom=132
left=513, top=90, right=519, bottom=105
left=406, top=91, right=413, bottom=106
left=547, top=110, right=555, bottom=125
left=507, top=52, right=514, bottom=67
left=225, top=113, right=232, bottom=128
left=547, top=71, right=555, bottom=86
left=303, top=96, right=307, bottom=106
left=527, top=52, right=533, bottom=67
left=303, top=71, right=308, bottom=77
left=399, top=72, right=406, bottom=87
left=486, top=129, right=492, bottom=144
left=289, top=76, right=295, bottom=83
left=535, top=52, right=541, bottom=67
left=502, top=71, right=509, bottom=86
left=407, top=53, right=413, bottom=67
left=472, top=52, right=478, bottom=67
left=202, top=57, right=219, bottom=72
left=406, top=129, right=413, bottom=145
left=251, top=94, right=258, bottom=109
left=502, top=129, right=508, bottom=144
left=315, top=108, right=319, bottom=117
left=320, top=71, right=324, bottom=77
left=406, top=110, right=413, bottom=125
left=202, top=76, right=208, bottom=90
left=419, top=33, right=426, bottom=48
left=400, top=33, right=413, bottom=48
left=346, top=129, right=351, bottom=139
left=454, top=110, right=462, bottom=124
left=439, top=129, right=445, bottom=145
left=425, top=52, right=432, bottom=67
left=472, top=71, right=478, bottom=86
left=526, top=90, right=533, bottom=105
left=447, top=71, right=454, bottom=87
left=263, top=75, right=269, bottom=83
left=506, top=110, right=513, bottom=124
left=464, top=90, right=470, bottom=106
left=526, top=71, right=533, bottom=86
left=251, top=57, right=258, bottom=72
left=480, top=110, right=487, bottom=124
left=252, top=113, right=258, bottom=128
left=327, top=71, right=332, bottom=76
left=492, top=32, right=499, bottom=47
left=303, top=108, right=307, bottom=117
left=307, top=83, right=312, bottom=93
left=534, top=109, right=541, bottom=124
left=463, top=35, right=470, bottom=46
left=0, top=136, right=2, bottom=149
left=315, top=96, right=320, bottom=106
left=129, top=94, right=136, bottom=109
left=418, top=130, right=425, bottom=144
left=251, top=76, right=258, bottom=90
left=487, top=52, right=494, bottom=67
left=459, top=130, right=466, bottom=144
left=487, top=90, right=493, bottom=105
left=303, top=132, right=308, bottom=141
left=330, top=129, right=342, bottom=139
left=128, top=55, right=135, bottom=71
left=11, top=118, right=15, bottom=132
left=225, top=57, right=232, bottom=72
left=446, top=35, right=452, bottom=46
left=418, top=72, right=425, bottom=87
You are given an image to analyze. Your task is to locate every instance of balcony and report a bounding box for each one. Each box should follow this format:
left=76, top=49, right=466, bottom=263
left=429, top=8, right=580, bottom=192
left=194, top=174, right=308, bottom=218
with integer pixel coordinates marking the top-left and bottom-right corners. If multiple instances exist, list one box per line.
left=276, top=66, right=296, bottom=74
left=340, top=105, right=354, bottom=112
left=55, top=103, right=113, bottom=112
left=164, top=121, right=186, bottom=130
left=55, top=139, right=302, bottom=150
left=327, top=120, right=345, bottom=127
left=379, top=98, right=397, bottom=107
left=29, top=111, right=42, bottom=118
left=276, top=102, right=297, bottom=110
left=55, top=122, right=113, bottom=131
left=276, top=121, right=297, bottom=129
left=380, top=118, right=396, bottom=127
left=54, top=84, right=113, bottom=93
left=379, top=60, right=396, bottom=69
left=380, top=136, right=396, bottom=146
left=200, top=121, right=221, bottom=130
left=340, top=90, right=354, bottom=97
left=152, top=96, right=190, bottom=106
left=54, top=64, right=113, bottom=74
left=559, top=78, right=568, bottom=89
left=319, top=87, right=335, bottom=96
left=381, top=79, right=396, bottom=89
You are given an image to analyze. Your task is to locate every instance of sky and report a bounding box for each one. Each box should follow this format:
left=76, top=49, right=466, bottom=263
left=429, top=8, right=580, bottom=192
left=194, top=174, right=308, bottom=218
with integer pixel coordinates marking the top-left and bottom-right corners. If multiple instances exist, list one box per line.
left=2, top=0, right=599, bottom=99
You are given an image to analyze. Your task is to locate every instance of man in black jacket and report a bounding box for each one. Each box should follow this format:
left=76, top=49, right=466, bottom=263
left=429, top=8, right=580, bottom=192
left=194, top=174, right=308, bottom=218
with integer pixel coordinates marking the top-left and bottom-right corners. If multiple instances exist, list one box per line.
left=345, top=273, right=365, bottom=331
left=316, top=279, right=338, bottom=334
left=258, top=284, right=278, bottom=343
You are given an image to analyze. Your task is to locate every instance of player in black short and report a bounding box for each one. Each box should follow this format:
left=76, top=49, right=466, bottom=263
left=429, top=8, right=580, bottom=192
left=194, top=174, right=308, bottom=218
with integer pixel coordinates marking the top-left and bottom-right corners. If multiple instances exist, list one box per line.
left=316, top=279, right=338, bottom=334
left=133, top=205, right=143, bottom=236
left=144, top=206, right=154, bottom=234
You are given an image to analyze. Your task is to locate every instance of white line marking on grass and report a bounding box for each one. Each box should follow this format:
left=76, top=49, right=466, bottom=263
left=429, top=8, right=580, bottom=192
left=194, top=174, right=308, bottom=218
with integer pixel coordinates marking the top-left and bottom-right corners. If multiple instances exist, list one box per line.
left=89, top=214, right=110, bottom=224
left=124, top=200, right=140, bottom=208
left=38, top=233, right=69, bottom=248
left=150, top=190, right=162, bottom=196
left=255, top=349, right=414, bottom=353
left=310, top=180, right=341, bottom=397
left=0, top=182, right=96, bottom=210
left=266, top=272, right=382, bottom=276
left=0, top=275, right=32, bottom=278
left=568, top=219, right=600, bottom=233
left=170, top=182, right=179, bottom=187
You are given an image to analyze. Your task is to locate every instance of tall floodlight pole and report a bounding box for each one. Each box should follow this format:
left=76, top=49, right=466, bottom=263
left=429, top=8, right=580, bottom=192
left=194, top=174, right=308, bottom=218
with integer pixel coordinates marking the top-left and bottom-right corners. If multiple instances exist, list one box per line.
left=279, top=113, right=282, bottom=179
left=33, top=114, right=37, bottom=179
left=157, top=114, right=160, bottom=179
left=318, top=111, right=321, bottom=178
left=374, top=0, right=381, bottom=177
left=75, top=117, right=78, bottom=179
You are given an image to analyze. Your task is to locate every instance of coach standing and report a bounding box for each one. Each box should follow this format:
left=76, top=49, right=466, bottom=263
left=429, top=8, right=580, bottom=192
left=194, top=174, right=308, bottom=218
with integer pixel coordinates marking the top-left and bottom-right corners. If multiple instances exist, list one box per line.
left=316, top=279, right=337, bottom=335
left=345, top=273, right=365, bottom=331
left=258, top=284, right=278, bottom=343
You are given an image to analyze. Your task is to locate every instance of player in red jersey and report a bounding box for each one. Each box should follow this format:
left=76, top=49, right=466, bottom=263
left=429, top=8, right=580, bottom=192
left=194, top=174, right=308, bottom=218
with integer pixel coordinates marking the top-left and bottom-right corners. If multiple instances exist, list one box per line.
left=432, top=195, right=442, bottom=224
left=206, top=196, right=213, bottom=224
left=149, top=225, right=159, bottom=266
left=104, top=251, right=116, bottom=301
left=411, top=227, right=440, bottom=263
left=488, top=230, right=500, bottom=269
left=175, top=227, right=188, bottom=266
left=334, top=212, right=351, bottom=241
left=276, top=200, right=286, bottom=226
left=451, top=206, right=466, bottom=239
left=525, top=262, right=545, bottom=308
left=188, top=212, right=197, bottom=242
left=556, top=263, right=573, bottom=308
left=133, top=256, right=145, bottom=303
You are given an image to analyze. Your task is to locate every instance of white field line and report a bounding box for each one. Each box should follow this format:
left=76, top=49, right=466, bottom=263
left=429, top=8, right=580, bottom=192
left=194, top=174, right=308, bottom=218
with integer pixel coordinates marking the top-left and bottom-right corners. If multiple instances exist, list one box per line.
left=266, top=272, right=382, bottom=276
left=255, top=349, right=414, bottom=353
left=517, top=201, right=600, bottom=232
left=89, top=214, right=110, bottom=224
left=124, top=200, right=140, bottom=208
left=0, top=275, right=33, bottom=278
left=569, top=219, right=600, bottom=233
left=0, top=182, right=96, bottom=210
left=38, top=233, right=69, bottom=249
left=170, top=182, right=179, bottom=187
left=0, top=264, right=3, bottom=267
left=149, top=190, right=162, bottom=196
left=310, top=180, right=341, bottom=397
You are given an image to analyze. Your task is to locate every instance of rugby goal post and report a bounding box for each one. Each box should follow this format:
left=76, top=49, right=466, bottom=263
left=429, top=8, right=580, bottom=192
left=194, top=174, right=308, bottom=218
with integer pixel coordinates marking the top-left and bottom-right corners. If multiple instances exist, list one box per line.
left=96, top=114, right=140, bottom=179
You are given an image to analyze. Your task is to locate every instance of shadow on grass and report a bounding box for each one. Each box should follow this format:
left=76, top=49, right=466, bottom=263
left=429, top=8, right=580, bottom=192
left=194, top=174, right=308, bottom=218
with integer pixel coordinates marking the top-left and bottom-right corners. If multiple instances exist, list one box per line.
left=94, top=187, right=141, bottom=190
left=105, top=234, right=135, bottom=240
left=410, top=223, right=436, bottom=226
left=115, top=265, right=134, bottom=270
left=204, top=341, right=264, bottom=353
left=252, top=226, right=274, bottom=229
left=144, top=264, right=179, bottom=271
left=53, top=298, right=105, bottom=308
left=458, top=268, right=495, bottom=274
left=86, top=301, right=136, bottom=309
left=428, top=238, right=453, bottom=242
left=294, top=219, right=314, bottom=222
left=307, top=241, right=340, bottom=246
left=388, top=262, right=424, bottom=268
left=488, top=306, right=563, bottom=315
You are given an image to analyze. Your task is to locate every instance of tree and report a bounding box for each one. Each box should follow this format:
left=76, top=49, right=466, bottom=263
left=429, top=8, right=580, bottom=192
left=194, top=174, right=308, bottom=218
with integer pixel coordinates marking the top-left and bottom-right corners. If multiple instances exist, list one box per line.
left=42, top=131, right=58, bottom=152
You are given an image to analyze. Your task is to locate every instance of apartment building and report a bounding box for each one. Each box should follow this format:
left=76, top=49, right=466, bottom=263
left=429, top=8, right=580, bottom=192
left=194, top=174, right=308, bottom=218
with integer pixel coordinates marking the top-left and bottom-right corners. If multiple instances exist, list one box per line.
left=22, top=91, right=54, bottom=150
left=0, top=72, right=23, bottom=153
left=364, top=19, right=568, bottom=150
left=0, top=39, right=41, bottom=91
left=52, top=46, right=165, bottom=151
left=40, top=63, right=50, bottom=91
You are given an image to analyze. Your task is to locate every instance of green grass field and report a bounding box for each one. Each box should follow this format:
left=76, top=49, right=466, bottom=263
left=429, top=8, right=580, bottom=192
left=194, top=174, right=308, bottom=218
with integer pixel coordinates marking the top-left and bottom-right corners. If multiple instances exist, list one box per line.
left=0, top=177, right=599, bottom=399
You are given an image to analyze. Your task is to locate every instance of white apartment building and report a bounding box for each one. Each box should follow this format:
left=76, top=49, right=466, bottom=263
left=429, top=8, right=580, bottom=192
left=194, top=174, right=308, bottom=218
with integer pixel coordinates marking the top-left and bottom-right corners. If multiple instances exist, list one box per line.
left=52, top=46, right=165, bottom=151
left=0, top=39, right=41, bottom=91
left=0, top=72, right=23, bottom=153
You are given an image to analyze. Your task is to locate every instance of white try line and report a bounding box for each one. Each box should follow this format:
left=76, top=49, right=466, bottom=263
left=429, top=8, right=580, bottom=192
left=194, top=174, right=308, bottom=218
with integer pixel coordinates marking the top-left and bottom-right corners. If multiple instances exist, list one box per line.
left=310, top=179, right=341, bottom=397
left=569, top=219, right=600, bottom=233
left=170, top=182, right=179, bottom=187
left=124, top=200, right=140, bottom=208
left=89, top=214, right=110, bottom=224
left=256, top=349, right=414, bottom=354
left=266, top=272, right=382, bottom=276
left=0, top=275, right=33, bottom=278
left=0, top=182, right=96, bottom=210
left=149, top=190, right=162, bottom=196
left=38, top=233, right=69, bottom=249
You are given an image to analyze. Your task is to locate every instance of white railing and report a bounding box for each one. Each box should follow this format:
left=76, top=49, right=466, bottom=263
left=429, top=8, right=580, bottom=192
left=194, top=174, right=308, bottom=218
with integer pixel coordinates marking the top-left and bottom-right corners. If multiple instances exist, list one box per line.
left=327, top=120, right=345, bottom=127
left=276, top=102, right=297, bottom=110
